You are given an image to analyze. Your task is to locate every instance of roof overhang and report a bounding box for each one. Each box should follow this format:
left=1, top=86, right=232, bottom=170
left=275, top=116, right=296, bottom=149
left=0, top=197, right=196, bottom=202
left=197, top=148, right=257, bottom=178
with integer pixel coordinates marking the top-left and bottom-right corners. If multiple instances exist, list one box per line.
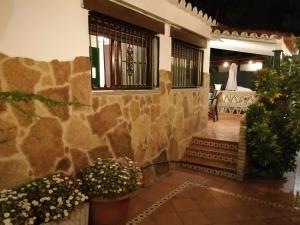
left=210, top=26, right=297, bottom=56
left=84, top=0, right=215, bottom=40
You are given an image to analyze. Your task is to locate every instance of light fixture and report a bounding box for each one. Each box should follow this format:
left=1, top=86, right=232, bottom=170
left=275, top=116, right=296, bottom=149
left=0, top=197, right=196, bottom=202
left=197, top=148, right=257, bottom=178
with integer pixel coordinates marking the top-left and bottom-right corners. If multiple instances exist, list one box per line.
left=249, top=60, right=253, bottom=64
left=223, top=62, right=229, bottom=67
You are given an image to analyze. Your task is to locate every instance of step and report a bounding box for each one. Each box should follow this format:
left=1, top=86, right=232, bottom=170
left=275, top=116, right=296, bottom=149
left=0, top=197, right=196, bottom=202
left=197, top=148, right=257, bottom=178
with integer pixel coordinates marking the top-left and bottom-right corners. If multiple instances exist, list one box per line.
left=192, top=136, right=239, bottom=152
left=186, top=145, right=238, bottom=164
left=178, top=162, right=237, bottom=180
left=187, top=145, right=238, bottom=157
left=181, top=156, right=237, bottom=173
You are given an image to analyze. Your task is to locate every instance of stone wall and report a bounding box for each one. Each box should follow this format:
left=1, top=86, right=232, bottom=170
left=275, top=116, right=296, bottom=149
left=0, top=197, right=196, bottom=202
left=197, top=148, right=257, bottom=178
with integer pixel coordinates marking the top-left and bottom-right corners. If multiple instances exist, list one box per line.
left=0, top=52, right=209, bottom=189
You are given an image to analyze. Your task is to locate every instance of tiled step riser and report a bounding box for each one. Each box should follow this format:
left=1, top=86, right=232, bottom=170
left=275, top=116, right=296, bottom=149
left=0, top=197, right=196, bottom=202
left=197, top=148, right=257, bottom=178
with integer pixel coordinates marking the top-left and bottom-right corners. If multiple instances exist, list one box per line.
left=192, top=138, right=238, bottom=152
left=179, top=163, right=237, bottom=180
left=185, top=150, right=237, bottom=164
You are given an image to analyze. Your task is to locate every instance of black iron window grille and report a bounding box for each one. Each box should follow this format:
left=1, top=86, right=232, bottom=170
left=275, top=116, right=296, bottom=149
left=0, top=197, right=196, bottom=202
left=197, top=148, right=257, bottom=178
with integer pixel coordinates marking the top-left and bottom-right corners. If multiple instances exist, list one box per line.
left=89, top=12, right=159, bottom=90
left=171, top=39, right=204, bottom=88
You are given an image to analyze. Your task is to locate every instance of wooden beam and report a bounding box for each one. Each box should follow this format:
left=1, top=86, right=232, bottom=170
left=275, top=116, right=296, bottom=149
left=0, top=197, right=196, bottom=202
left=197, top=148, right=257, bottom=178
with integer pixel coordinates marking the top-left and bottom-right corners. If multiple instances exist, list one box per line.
left=83, top=0, right=165, bottom=34
left=171, top=27, right=207, bottom=48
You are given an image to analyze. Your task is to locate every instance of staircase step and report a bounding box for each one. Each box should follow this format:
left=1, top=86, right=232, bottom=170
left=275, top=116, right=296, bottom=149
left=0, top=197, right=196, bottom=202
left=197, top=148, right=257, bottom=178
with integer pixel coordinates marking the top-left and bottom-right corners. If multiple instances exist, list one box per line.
left=179, top=163, right=237, bottom=180
left=192, top=136, right=239, bottom=151
left=186, top=145, right=238, bottom=163
left=181, top=156, right=237, bottom=173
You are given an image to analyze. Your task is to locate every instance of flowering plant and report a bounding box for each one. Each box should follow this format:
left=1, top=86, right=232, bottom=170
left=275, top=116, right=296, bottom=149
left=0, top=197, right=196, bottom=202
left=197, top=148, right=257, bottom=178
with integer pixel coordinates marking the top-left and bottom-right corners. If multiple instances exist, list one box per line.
left=78, top=157, right=142, bottom=199
left=16, top=174, right=88, bottom=224
left=0, top=189, right=35, bottom=225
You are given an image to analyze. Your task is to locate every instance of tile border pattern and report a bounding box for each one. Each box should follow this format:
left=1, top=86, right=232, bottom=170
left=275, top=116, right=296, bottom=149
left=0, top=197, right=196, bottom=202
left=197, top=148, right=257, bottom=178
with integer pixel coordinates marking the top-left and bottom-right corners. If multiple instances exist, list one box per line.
left=126, top=181, right=299, bottom=225
left=186, top=149, right=237, bottom=163
left=179, top=163, right=237, bottom=179
left=192, top=138, right=239, bottom=151
left=126, top=182, right=191, bottom=225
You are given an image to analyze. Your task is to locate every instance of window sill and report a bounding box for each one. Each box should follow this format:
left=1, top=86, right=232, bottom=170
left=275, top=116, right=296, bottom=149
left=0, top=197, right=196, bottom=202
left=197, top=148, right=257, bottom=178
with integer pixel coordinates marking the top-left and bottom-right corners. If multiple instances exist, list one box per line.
left=92, top=88, right=160, bottom=96
left=171, top=87, right=202, bottom=93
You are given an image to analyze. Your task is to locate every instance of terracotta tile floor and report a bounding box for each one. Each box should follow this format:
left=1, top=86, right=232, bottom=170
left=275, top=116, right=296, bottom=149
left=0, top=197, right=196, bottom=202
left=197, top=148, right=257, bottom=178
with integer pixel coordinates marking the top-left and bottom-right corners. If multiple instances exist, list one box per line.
left=125, top=114, right=300, bottom=224
left=197, top=113, right=243, bottom=142
left=126, top=169, right=300, bottom=225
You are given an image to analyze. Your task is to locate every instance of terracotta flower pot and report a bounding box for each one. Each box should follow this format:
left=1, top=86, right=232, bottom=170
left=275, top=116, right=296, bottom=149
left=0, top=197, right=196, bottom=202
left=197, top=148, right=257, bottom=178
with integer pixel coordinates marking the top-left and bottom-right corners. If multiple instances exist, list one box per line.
left=89, top=195, right=130, bottom=225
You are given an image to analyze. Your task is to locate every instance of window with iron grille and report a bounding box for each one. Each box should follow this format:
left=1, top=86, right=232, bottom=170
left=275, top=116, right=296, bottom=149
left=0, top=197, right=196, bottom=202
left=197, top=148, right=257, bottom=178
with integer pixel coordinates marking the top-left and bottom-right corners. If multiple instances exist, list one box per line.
left=89, top=12, right=159, bottom=90
left=171, top=39, right=204, bottom=88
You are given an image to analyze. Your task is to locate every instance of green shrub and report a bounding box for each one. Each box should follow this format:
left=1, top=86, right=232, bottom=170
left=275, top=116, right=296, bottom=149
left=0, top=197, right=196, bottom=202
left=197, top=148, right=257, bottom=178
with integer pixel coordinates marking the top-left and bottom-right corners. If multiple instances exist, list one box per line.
left=246, top=37, right=300, bottom=178
left=246, top=105, right=293, bottom=177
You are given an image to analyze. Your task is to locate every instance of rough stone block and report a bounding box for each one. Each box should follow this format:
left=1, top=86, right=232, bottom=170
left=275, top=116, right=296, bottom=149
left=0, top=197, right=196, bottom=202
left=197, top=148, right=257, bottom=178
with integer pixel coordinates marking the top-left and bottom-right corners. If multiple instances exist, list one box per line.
left=21, top=117, right=64, bottom=176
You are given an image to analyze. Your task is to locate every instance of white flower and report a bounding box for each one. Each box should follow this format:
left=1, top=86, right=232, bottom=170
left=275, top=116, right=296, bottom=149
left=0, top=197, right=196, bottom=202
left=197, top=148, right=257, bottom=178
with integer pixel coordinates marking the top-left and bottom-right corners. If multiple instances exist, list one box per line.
left=45, top=212, right=50, bottom=217
left=4, top=212, right=10, bottom=218
left=3, top=218, right=12, bottom=225
left=63, top=210, right=69, bottom=217
left=44, top=217, right=50, bottom=223
left=28, top=218, right=35, bottom=225
left=57, top=197, right=63, bottom=204
left=49, top=205, right=56, bottom=210
left=32, top=200, right=39, bottom=206
left=48, top=189, right=54, bottom=194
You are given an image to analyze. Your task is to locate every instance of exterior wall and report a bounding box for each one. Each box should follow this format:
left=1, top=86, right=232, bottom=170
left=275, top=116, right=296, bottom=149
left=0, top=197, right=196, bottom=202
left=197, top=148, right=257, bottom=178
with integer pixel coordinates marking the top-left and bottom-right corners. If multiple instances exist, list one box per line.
left=0, top=0, right=89, bottom=61
left=0, top=0, right=210, bottom=189
left=0, top=0, right=212, bottom=62
left=0, top=52, right=209, bottom=189
left=159, top=24, right=172, bottom=71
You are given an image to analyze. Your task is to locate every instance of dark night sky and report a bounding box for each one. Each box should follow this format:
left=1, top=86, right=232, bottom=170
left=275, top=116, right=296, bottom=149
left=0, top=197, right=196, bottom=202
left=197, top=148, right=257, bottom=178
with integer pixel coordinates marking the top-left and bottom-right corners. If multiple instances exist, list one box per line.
left=186, top=0, right=300, bottom=35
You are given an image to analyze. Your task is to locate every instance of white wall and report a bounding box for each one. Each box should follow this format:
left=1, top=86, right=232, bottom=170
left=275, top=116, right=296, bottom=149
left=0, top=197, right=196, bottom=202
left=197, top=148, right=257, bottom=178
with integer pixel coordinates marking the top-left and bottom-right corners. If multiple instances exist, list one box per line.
left=0, top=0, right=89, bottom=61
left=203, top=41, right=210, bottom=73
left=0, top=0, right=211, bottom=72
left=159, top=24, right=172, bottom=71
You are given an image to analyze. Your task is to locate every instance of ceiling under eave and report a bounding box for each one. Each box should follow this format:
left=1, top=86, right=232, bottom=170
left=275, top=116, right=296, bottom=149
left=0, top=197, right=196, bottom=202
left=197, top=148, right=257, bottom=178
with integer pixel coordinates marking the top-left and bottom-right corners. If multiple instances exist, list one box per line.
left=210, top=26, right=297, bottom=56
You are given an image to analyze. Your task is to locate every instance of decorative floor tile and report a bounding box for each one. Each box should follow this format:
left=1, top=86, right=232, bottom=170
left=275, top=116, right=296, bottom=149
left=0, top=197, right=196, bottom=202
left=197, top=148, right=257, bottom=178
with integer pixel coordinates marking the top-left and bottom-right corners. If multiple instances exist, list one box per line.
left=126, top=180, right=300, bottom=225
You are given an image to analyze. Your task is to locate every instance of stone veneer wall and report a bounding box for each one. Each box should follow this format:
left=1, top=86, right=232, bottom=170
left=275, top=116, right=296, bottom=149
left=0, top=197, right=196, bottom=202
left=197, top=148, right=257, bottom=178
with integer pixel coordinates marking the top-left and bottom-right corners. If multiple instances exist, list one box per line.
left=0, top=52, right=209, bottom=189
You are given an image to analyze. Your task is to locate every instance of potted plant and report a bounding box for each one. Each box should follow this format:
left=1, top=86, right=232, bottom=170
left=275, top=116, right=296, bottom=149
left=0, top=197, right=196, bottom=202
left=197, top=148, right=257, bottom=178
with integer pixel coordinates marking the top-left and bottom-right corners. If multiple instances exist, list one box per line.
left=0, top=189, right=36, bottom=225
left=16, top=174, right=88, bottom=225
left=78, top=157, right=142, bottom=225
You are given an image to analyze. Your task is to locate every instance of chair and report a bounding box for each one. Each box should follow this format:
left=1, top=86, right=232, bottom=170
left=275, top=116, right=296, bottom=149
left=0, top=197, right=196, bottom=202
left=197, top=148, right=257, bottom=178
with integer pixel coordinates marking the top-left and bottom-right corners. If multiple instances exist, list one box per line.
left=209, top=92, right=222, bottom=122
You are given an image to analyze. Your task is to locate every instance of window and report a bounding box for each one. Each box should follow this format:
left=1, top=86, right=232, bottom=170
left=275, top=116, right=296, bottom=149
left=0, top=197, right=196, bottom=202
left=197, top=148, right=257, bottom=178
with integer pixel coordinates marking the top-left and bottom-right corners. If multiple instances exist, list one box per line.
left=171, top=39, right=204, bottom=88
left=89, top=12, right=159, bottom=90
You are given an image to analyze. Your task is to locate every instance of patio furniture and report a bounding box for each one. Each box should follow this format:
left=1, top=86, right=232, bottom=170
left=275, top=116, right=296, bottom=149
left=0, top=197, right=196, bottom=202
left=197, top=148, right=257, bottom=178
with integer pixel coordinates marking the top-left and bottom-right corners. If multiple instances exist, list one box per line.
left=209, top=92, right=222, bottom=122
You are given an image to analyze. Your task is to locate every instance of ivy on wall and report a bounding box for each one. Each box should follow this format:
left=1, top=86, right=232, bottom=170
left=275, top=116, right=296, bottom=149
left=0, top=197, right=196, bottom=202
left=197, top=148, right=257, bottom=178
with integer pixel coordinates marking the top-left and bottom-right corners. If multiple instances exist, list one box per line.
left=0, top=91, right=86, bottom=144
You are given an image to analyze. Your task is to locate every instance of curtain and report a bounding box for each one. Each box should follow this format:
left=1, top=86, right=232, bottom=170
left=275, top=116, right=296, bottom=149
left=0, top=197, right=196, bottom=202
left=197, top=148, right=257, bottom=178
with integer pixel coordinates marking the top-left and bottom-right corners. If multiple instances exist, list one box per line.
left=226, top=63, right=238, bottom=90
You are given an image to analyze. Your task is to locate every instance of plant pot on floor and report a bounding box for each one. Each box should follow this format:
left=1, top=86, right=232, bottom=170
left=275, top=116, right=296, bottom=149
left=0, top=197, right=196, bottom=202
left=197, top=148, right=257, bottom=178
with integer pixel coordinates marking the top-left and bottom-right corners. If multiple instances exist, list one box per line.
left=89, top=195, right=130, bottom=225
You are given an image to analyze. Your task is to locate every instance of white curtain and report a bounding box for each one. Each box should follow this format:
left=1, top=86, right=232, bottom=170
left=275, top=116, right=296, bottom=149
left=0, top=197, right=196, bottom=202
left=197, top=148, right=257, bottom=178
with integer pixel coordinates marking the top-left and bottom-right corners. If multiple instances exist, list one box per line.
left=225, top=63, right=238, bottom=90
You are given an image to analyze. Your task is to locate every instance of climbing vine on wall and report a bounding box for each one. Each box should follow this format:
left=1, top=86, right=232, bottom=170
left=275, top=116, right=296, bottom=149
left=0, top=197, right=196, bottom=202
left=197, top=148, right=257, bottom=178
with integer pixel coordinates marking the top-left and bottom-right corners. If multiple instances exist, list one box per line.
left=0, top=91, right=86, bottom=144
